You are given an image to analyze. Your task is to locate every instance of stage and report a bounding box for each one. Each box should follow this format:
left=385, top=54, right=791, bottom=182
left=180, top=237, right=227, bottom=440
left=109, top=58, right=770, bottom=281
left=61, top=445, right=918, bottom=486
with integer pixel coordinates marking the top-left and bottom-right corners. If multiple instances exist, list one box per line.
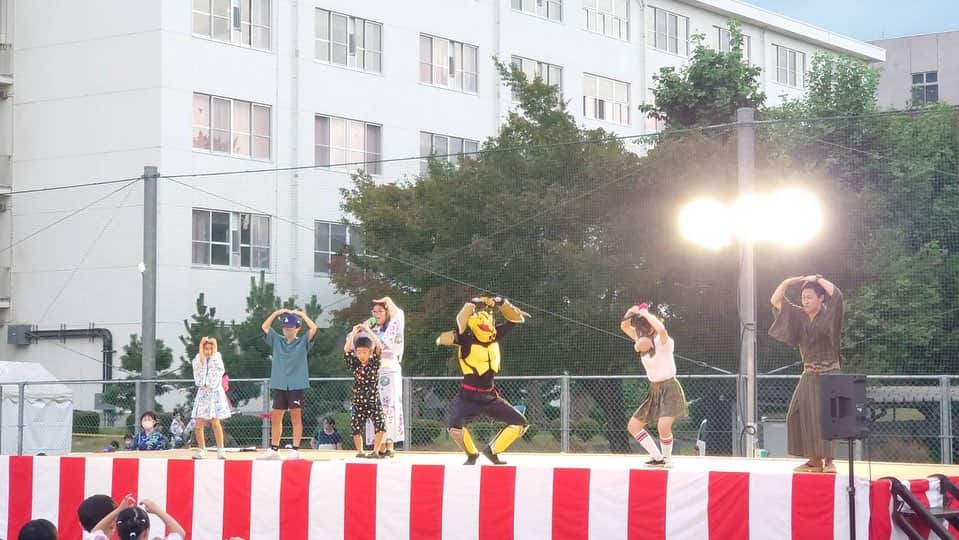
left=1, top=451, right=957, bottom=540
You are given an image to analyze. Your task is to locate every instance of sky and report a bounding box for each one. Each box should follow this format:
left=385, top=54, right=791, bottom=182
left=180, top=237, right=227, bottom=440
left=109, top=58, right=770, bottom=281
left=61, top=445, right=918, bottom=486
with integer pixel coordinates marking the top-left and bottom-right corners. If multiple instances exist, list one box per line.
left=740, top=0, right=959, bottom=42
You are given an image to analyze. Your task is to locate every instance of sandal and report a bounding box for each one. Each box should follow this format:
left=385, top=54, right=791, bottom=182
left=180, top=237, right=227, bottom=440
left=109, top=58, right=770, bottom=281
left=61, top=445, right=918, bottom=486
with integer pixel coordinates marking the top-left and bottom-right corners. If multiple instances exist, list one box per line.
left=821, top=462, right=837, bottom=474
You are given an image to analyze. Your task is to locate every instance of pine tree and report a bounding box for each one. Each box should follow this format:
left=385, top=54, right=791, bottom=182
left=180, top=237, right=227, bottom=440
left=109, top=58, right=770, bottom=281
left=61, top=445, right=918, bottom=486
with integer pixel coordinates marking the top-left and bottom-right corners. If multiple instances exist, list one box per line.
left=102, top=334, right=174, bottom=413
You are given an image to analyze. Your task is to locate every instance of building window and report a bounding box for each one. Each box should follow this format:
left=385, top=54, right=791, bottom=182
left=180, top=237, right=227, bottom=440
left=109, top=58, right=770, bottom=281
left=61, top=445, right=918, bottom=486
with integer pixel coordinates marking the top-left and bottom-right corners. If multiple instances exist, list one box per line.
left=192, top=209, right=271, bottom=269
left=510, top=56, right=562, bottom=100
left=583, top=74, right=629, bottom=125
left=648, top=6, right=688, bottom=56
left=912, top=72, right=939, bottom=105
left=193, top=0, right=271, bottom=50
left=315, top=115, right=382, bottom=175
left=419, top=34, right=479, bottom=93
left=774, top=45, right=805, bottom=88
left=511, top=0, right=562, bottom=21
left=419, top=132, right=480, bottom=175
left=314, top=221, right=364, bottom=274
left=715, top=26, right=751, bottom=62
left=583, top=0, right=629, bottom=40
left=314, top=9, right=382, bottom=74
left=193, top=93, right=271, bottom=159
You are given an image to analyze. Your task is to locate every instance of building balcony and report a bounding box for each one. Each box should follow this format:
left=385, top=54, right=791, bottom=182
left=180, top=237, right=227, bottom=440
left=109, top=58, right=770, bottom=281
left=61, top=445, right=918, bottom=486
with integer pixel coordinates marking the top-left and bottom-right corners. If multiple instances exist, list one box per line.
left=0, top=266, right=9, bottom=309
left=0, top=0, right=10, bottom=90
left=0, top=45, right=9, bottom=90
left=0, top=154, right=9, bottom=194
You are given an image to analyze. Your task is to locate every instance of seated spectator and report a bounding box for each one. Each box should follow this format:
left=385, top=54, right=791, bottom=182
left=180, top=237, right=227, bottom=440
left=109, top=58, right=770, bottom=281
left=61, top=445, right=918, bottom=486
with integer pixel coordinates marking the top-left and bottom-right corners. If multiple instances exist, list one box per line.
left=17, top=518, right=57, bottom=540
left=123, top=434, right=133, bottom=450
left=169, top=413, right=186, bottom=449
left=312, top=416, right=343, bottom=450
left=101, top=441, right=120, bottom=453
left=91, top=494, right=186, bottom=540
left=131, top=411, right=166, bottom=451
left=77, top=494, right=117, bottom=538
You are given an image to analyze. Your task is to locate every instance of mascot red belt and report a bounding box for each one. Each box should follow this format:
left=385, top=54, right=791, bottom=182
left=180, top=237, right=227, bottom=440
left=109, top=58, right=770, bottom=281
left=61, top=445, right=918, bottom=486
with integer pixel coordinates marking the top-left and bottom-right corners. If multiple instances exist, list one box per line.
left=436, top=295, right=530, bottom=465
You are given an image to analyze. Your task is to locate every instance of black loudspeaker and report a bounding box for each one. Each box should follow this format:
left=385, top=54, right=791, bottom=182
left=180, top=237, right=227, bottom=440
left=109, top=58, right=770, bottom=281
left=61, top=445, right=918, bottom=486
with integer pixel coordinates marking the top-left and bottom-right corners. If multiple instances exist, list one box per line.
left=819, top=373, right=870, bottom=440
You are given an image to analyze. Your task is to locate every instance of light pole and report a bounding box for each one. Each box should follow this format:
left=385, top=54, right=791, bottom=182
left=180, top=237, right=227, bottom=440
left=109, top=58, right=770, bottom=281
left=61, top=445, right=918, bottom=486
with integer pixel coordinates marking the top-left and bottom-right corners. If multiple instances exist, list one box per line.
left=736, top=108, right=758, bottom=458
left=677, top=109, right=822, bottom=458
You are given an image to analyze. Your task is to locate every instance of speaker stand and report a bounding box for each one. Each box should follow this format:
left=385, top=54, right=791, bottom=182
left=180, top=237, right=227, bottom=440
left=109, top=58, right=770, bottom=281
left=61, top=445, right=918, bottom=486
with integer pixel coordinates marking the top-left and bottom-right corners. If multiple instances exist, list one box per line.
left=846, top=438, right=856, bottom=540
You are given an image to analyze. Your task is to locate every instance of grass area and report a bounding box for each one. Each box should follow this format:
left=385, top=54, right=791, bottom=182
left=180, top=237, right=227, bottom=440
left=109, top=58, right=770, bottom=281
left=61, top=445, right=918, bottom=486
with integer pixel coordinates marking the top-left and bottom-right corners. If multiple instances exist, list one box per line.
left=72, top=433, right=124, bottom=453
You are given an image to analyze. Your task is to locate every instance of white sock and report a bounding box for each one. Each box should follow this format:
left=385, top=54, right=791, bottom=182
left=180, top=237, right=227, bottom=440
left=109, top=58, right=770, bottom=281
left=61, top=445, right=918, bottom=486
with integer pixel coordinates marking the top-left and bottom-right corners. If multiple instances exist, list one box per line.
left=635, top=430, right=663, bottom=460
left=661, top=437, right=673, bottom=459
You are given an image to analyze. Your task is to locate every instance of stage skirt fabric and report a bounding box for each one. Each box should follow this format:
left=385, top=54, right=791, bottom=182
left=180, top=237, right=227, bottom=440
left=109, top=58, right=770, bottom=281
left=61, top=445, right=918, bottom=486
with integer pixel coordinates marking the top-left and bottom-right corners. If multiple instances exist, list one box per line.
left=0, top=454, right=911, bottom=539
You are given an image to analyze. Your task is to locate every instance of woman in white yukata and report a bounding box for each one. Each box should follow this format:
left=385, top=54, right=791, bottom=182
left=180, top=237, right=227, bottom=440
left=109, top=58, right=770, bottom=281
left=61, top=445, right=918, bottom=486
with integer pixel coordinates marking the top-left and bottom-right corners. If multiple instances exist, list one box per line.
left=365, top=297, right=406, bottom=456
left=191, top=336, right=231, bottom=459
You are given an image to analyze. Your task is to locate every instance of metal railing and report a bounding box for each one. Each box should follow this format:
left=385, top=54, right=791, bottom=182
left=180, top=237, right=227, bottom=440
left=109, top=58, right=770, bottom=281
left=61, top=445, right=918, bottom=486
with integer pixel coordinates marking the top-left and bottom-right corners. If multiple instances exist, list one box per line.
left=2, top=374, right=956, bottom=463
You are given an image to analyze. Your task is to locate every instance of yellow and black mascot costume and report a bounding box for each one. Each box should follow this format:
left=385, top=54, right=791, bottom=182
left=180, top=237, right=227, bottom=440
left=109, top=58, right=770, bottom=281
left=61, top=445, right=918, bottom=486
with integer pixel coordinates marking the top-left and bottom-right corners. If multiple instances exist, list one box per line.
left=437, top=295, right=530, bottom=465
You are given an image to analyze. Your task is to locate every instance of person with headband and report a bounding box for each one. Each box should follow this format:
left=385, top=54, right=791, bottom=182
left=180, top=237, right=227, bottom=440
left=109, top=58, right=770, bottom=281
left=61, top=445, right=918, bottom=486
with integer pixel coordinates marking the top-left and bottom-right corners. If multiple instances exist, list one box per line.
left=769, top=274, right=844, bottom=473
left=620, top=303, right=688, bottom=468
left=436, top=295, right=530, bottom=465
left=130, top=411, right=166, bottom=451
left=191, top=336, right=231, bottom=459
left=90, top=494, right=186, bottom=540
left=261, top=308, right=319, bottom=460
left=344, top=324, right=388, bottom=457
left=364, top=296, right=406, bottom=457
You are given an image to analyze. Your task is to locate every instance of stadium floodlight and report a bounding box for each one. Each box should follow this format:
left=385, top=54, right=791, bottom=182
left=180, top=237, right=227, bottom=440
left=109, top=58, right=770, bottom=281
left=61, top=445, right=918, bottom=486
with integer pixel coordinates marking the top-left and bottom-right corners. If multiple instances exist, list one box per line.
left=680, top=189, right=822, bottom=249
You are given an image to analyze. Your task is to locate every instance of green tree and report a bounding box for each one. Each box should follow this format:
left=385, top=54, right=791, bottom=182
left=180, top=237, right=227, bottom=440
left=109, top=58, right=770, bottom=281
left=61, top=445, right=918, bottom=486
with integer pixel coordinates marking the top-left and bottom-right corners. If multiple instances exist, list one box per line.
left=102, top=335, right=174, bottom=414
left=333, top=60, right=706, bottom=451
left=762, top=51, right=959, bottom=375
left=841, top=105, right=959, bottom=373
left=640, top=20, right=764, bottom=129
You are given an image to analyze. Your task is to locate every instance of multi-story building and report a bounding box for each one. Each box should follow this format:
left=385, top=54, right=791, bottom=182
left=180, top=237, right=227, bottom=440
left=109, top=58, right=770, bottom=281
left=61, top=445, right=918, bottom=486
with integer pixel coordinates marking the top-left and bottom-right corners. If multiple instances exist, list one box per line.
left=0, top=1, right=882, bottom=396
left=871, top=30, right=958, bottom=109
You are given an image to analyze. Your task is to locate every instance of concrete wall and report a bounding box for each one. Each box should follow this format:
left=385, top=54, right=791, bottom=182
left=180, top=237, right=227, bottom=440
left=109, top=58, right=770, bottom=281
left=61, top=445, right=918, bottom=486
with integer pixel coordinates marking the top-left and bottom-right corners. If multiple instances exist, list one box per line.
left=872, top=31, right=959, bottom=109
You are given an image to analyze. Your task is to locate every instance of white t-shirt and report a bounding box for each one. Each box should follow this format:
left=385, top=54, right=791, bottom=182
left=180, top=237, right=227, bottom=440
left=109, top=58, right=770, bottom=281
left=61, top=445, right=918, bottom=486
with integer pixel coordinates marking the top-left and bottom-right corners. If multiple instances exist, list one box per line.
left=640, top=335, right=677, bottom=382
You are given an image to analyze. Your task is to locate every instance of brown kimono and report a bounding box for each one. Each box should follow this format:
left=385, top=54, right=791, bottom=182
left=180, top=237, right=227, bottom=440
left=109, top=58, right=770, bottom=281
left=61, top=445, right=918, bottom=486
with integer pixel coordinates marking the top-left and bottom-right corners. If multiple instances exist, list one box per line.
left=769, top=286, right=844, bottom=459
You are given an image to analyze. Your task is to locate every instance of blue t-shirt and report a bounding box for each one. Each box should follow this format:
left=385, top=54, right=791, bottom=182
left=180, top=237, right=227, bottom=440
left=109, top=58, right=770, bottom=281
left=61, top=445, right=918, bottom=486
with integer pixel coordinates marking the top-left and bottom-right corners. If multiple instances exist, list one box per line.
left=314, top=429, right=343, bottom=450
left=264, top=329, right=312, bottom=390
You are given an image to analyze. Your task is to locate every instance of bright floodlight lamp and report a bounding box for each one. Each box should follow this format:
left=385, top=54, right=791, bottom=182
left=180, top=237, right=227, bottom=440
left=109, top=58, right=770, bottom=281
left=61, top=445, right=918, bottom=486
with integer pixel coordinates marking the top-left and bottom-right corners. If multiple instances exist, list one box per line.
left=680, top=189, right=822, bottom=248
left=678, top=199, right=732, bottom=250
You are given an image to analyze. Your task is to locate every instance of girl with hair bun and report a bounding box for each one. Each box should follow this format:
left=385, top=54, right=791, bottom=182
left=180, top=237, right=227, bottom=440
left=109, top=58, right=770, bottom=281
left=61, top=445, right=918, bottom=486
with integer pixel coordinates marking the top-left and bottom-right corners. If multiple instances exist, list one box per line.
left=90, top=495, right=186, bottom=540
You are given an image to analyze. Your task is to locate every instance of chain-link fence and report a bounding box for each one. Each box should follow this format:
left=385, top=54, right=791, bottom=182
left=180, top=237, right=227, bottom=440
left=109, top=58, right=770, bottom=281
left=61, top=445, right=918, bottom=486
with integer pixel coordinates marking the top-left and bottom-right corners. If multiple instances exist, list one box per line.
left=4, top=373, right=955, bottom=464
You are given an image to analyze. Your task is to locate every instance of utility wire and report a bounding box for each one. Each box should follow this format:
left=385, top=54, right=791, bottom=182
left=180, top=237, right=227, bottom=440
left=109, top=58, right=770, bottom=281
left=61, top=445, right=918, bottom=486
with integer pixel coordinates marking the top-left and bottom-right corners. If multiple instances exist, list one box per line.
left=168, top=177, right=733, bottom=374
left=37, top=182, right=139, bottom=323
left=0, top=179, right=140, bottom=255
left=0, top=107, right=953, bottom=195
left=4, top=176, right=142, bottom=196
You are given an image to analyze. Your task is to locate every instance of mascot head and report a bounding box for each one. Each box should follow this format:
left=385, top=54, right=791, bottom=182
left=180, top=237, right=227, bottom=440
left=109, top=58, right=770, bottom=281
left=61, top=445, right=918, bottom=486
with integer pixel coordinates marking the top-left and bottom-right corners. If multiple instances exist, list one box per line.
left=467, top=308, right=497, bottom=343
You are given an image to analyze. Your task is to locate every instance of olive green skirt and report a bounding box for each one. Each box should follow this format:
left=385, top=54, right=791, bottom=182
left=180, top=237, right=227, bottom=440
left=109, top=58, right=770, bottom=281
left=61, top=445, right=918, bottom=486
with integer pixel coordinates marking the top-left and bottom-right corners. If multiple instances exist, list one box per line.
left=632, top=378, right=689, bottom=424
left=786, top=372, right=835, bottom=459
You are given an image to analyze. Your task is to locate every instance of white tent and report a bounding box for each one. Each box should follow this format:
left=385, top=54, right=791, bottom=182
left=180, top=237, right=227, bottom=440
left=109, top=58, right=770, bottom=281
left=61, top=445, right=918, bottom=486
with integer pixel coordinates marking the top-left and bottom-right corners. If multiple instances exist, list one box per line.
left=0, top=361, right=73, bottom=455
